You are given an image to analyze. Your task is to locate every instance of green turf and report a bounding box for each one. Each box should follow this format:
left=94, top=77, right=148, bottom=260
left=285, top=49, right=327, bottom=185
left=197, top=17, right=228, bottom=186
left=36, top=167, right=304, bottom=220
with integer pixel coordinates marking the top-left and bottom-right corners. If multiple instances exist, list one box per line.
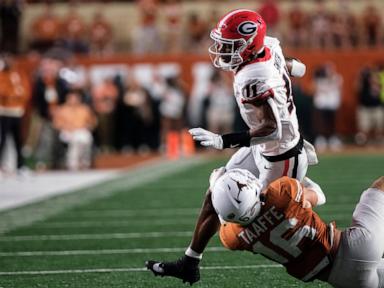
left=0, top=154, right=383, bottom=288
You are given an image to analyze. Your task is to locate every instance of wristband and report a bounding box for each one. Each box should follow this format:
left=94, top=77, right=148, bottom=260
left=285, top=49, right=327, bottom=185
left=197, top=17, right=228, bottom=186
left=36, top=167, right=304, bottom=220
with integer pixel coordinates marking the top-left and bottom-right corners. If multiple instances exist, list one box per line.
left=222, top=131, right=251, bottom=148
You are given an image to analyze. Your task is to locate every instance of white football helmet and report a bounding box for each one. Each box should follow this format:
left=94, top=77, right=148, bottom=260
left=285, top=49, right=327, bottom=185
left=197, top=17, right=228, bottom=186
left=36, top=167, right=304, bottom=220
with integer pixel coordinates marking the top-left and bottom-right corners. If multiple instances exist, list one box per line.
left=211, top=168, right=262, bottom=225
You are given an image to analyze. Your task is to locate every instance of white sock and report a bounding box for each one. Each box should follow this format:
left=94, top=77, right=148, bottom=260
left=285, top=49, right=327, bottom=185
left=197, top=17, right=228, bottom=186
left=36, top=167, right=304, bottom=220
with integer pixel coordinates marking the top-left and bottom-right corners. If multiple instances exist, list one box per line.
left=185, top=247, right=203, bottom=260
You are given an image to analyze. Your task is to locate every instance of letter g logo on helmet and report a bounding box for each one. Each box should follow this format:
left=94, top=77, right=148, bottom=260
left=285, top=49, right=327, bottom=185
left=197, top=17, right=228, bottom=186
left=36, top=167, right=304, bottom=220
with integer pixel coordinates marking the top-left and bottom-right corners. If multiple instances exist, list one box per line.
left=238, top=21, right=258, bottom=35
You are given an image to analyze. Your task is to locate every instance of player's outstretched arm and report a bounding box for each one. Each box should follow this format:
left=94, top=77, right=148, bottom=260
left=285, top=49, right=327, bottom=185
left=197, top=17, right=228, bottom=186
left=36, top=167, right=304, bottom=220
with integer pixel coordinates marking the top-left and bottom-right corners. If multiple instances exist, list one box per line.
left=189, top=97, right=281, bottom=149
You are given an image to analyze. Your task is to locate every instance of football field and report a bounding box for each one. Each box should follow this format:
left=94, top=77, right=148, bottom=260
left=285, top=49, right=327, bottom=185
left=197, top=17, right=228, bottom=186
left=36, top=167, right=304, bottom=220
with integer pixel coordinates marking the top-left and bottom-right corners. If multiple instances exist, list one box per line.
left=0, top=153, right=383, bottom=288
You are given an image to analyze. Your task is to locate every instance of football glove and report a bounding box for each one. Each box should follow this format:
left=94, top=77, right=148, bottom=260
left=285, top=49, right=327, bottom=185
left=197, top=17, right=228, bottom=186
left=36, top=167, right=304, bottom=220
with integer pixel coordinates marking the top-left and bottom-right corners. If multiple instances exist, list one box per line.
left=189, top=128, right=223, bottom=150
left=145, top=255, right=200, bottom=286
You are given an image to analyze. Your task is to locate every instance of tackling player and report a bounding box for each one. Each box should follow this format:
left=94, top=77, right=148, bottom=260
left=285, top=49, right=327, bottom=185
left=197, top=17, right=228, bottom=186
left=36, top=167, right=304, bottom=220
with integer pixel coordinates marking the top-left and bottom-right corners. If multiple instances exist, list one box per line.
left=148, top=169, right=384, bottom=287
left=146, top=9, right=320, bottom=285
left=214, top=170, right=384, bottom=287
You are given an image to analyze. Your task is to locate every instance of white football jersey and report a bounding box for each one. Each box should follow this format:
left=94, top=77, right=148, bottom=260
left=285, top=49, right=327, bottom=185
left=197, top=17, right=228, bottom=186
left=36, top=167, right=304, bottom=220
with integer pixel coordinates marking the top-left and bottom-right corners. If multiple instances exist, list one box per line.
left=233, top=36, right=300, bottom=156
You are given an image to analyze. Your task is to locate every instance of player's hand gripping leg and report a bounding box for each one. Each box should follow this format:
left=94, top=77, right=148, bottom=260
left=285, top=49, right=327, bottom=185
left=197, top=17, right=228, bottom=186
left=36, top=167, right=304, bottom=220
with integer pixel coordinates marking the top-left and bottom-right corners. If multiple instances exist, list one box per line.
left=371, top=176, right=384, bottom=191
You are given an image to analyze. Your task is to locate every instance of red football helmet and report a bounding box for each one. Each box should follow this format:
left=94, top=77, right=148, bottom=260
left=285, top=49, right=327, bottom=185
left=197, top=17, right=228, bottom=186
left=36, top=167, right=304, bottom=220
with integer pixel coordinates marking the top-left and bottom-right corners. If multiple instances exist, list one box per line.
left=209, top=9, right=267, bottom=71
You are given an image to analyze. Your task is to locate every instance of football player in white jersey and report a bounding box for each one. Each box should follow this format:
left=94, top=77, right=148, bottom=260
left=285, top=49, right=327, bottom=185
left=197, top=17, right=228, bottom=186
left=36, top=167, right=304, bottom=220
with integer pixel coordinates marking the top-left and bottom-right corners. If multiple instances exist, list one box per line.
left=190, top=9, right=317, bottom=188
left=146, top=9, right=319, bottom=285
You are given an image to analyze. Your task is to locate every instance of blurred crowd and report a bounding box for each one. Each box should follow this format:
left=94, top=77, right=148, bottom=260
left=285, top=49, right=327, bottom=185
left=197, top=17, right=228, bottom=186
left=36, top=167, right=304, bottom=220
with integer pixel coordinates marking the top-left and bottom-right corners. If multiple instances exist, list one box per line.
left=0, top=51, right=193, bottom=172
left=1, top=50, right=383, bottom=173
left=294, top=62, right=384, bottom=151
left=1, top=0, right=384, bottom=55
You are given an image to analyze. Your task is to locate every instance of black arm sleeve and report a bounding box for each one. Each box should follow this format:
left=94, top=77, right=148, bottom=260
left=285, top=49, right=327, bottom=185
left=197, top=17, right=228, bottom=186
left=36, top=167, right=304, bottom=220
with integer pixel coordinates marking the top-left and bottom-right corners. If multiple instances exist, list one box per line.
left=222, top=131, right=251, bottom=148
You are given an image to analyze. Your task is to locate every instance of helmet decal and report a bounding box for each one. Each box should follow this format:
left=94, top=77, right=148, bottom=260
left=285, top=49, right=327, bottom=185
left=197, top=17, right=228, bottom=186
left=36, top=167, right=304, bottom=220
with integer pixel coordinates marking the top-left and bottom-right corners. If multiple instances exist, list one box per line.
left=237, top=21, right=258, bottom=36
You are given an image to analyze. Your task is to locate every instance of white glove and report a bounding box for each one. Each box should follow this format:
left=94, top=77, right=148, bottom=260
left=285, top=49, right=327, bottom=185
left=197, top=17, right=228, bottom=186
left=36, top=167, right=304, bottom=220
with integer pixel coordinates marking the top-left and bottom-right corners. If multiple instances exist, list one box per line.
left=302, top=177, right=326, bottom=206
left=189, top=128, right=223, bottom=150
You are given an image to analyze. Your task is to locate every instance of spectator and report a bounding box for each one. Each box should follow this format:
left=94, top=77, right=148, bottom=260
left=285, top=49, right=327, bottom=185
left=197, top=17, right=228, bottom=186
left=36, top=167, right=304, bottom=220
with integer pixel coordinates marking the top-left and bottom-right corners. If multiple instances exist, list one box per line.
left=355, top=66, right=384, bottom=145
left=378, top=63, right=384, bottom=104
left=132, top=0, right=163, bottom=54
left=258, top=0, right=280, bottom=37
left=61, top=3, right=89, bottom=54
left=292, top=78, right=314, bottom=143
left=286, top=0, right=308, bottom=48
left=0, top=54, right=30, bottom=171
left=158, top=75, right=186, bottom=156
left=312, top=63, right=343, bottom=151
left=205, top=70, right=235, bottom=135
left=89, top=10, right=114, bottom=56
left=32, top=56, right=69, bottom=169
left=336, top=1, right=359, bottom=48
left=162, top=0, right=182, bottom=53
left=29, top=2, right=62, bottom=53
left=362, top=4, right=382, bottom=47
left=330, top=14, right=350, bottom=49
left=53, top=90, right=96, bottom=170
left=310, top=0, right=332, bottom=49
left=91, top=78, right=118, bottom=151
left=183, top=12, right=207, bottom=53
left=0, top=0, right=23, bottom=54
left=117, top=76, right=159, bottom=152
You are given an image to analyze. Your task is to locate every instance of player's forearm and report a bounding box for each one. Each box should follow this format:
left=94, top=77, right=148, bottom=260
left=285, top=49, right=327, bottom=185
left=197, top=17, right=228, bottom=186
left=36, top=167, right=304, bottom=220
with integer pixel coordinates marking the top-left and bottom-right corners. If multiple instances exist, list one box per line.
left=221, top=123, right=277, bottom=148
left=222, top=98, right=281, bottom=148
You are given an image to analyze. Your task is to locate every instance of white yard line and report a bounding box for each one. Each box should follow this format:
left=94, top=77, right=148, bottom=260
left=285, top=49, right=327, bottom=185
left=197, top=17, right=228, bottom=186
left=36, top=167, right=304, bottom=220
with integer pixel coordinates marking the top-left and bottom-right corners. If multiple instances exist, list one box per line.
left=0, top=231, right=193, bottom=241
left=0, top=156, right=207, bottom=234
left=37, top=219, right=196, bottom=228
left=0, top=246, right=226, bottom=257
left=0, top=264, right=283, bottom=276
left=56, top=208, right=200, bottom=218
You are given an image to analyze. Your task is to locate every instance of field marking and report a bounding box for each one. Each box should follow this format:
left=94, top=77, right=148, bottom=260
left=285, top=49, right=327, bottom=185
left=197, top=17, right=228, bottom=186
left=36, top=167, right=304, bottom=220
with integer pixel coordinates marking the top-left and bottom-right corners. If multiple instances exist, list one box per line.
left=0, top=246, right=226, bottom=257
left=0, top=156, right=207, bottom=234
left=0, top=231, right=193, bottom=241
left=37, top=219, right=196, bottom=228
left=53, top=208, right=200, bottom=218
left=0, top=264, right=282, bottom=276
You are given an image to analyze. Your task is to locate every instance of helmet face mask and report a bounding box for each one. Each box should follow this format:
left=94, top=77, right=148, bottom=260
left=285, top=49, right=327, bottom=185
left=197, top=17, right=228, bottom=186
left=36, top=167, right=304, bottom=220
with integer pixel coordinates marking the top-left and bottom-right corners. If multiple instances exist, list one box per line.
left=211, top=168, right=262, bottom=226
left=208, top=31, right=247, bottom=71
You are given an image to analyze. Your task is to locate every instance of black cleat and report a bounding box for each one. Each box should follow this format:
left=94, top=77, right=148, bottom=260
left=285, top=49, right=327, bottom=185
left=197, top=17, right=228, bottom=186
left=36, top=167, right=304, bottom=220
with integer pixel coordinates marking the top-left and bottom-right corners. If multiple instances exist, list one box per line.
left=145, top=255, right=200, bottom=285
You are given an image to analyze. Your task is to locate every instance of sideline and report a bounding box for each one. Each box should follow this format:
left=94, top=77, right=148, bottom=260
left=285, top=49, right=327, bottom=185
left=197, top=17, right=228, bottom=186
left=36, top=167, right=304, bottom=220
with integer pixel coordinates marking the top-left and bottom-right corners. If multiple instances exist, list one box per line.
left=0, top=156, right=208, bottom=234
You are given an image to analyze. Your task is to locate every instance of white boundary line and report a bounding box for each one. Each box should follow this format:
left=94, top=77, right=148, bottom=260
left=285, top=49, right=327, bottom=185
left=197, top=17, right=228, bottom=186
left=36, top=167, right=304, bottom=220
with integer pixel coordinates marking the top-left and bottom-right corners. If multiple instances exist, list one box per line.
left=0, top=231, right=193, bottom=242
left=0, top=264, right=283, bottom=276
left=0, top=247, right=226, bottom=257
